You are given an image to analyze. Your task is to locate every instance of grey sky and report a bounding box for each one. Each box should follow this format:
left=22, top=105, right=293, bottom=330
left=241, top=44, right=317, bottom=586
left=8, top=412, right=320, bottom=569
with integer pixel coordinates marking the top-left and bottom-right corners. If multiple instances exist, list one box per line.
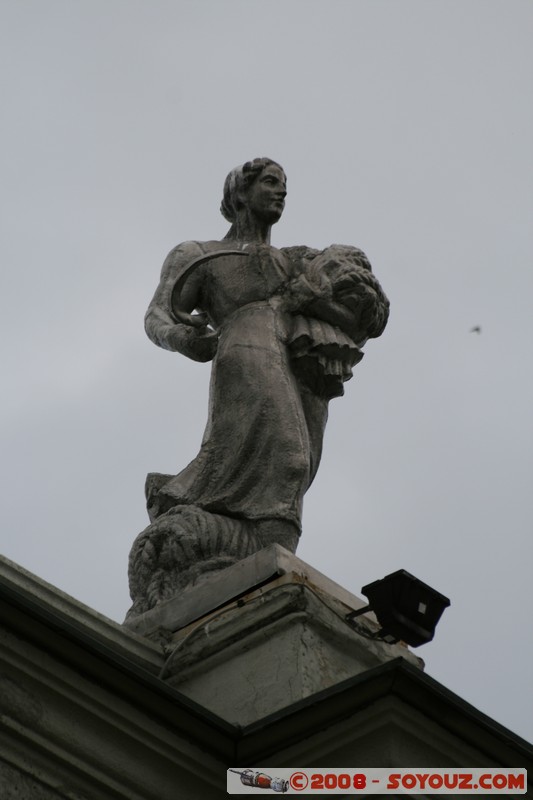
left=1, top=0, right=532, bottom=743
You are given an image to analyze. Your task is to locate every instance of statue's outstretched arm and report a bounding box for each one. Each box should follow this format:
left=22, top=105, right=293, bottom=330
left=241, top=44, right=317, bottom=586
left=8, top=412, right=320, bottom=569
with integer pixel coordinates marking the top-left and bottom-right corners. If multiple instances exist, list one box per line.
left=144, top=243, right=218, bottom=363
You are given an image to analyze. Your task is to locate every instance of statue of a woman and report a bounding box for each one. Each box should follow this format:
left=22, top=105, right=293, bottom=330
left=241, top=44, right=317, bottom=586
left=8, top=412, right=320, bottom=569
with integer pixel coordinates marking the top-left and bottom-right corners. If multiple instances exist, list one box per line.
left=126, top=158, right=389, bottom=620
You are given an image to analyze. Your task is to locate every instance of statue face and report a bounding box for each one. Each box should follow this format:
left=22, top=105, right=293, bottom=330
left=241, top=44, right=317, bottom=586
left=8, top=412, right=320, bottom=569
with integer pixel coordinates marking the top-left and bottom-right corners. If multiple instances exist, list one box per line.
left=244, top=164, right=287, bottom=224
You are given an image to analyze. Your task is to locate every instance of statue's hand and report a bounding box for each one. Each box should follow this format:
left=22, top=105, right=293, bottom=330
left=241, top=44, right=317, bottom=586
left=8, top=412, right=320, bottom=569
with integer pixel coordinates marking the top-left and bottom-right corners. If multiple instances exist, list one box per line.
left=166, top=322, right=218, bottom=362
left=173, top=309, right=209, bottom=328
left=191, top=328, right=218, bottom=361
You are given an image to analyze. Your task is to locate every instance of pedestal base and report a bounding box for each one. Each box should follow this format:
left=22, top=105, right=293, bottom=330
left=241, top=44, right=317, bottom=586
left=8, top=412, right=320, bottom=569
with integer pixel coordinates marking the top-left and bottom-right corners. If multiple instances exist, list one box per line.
left=125, top=545, right=423, bottom=726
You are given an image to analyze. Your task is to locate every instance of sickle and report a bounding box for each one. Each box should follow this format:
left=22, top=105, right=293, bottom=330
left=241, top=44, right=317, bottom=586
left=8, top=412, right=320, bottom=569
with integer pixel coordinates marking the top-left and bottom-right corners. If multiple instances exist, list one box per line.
left=170, top=249, right=250, bottom=318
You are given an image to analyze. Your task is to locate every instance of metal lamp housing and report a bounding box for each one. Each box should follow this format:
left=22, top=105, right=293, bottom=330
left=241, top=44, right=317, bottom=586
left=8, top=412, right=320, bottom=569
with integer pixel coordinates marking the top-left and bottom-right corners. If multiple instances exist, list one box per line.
left=361, top=569, right=450, bottom=647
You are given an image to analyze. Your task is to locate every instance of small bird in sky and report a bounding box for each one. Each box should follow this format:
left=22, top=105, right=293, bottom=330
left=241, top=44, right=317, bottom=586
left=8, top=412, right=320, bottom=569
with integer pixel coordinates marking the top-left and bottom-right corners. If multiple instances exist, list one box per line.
left=470, top=325, right=482, bottom=334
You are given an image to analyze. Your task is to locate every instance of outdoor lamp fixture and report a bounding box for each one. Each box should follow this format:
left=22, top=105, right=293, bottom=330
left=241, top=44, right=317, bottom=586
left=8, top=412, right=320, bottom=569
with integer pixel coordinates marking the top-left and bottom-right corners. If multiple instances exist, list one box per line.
left=346, top=569, right=450, bottom=647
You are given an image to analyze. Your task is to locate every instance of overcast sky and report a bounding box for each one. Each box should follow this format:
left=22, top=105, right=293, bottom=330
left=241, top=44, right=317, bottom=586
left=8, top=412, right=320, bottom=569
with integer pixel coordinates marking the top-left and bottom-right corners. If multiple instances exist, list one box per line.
left=1, top=0, right=532, bottom=744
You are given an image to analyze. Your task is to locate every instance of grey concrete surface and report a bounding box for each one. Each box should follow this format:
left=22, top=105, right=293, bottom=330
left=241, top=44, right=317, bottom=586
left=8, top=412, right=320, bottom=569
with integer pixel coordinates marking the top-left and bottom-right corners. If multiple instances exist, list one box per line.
left=148, top=546, right=423, bottom=726
left=124, top=543, right=372, bottom=635
left=1, top=553, right=531, bottom=797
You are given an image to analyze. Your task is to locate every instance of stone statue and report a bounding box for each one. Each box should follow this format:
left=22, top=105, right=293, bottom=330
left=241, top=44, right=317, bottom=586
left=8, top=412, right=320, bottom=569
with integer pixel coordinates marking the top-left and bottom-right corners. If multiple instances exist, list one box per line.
left=126, top=158, right=389, bottom=620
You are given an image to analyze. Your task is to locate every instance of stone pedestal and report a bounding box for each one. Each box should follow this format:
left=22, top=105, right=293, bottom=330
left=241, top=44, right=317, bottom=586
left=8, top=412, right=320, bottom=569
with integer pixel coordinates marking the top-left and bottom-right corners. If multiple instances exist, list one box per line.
left=124, top=545, right=423, bottom=726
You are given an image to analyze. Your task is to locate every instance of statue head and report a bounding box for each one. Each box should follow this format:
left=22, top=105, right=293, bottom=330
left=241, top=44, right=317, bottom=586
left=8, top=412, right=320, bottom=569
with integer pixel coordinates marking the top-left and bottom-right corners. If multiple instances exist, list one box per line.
left=220, top=158, right=287, bottom=226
